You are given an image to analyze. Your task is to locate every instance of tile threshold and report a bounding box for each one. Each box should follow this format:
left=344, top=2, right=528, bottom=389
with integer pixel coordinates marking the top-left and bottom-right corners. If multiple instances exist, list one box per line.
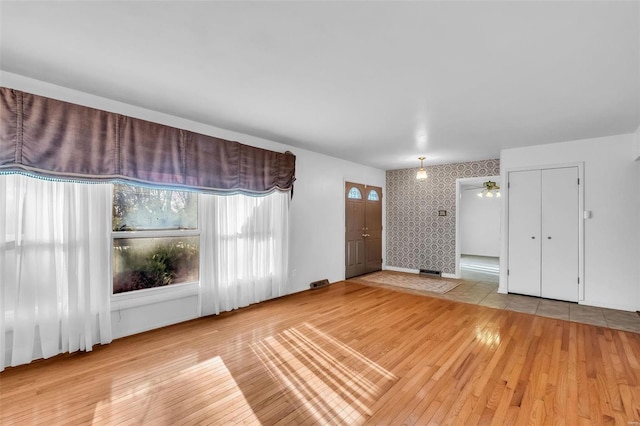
left=353, top=275, right=640, bottom=334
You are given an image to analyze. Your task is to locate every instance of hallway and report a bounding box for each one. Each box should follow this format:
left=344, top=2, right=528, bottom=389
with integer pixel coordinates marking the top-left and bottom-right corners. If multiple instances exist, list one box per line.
left=460, top=254, right=499, bottom=283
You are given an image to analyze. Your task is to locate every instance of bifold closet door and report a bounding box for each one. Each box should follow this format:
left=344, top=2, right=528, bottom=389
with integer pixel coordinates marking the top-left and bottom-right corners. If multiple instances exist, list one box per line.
left=508, top=166, right=580, bottom=302
left=541, top=167, right=579, bottom=302
left=507, top=170, right=542, bottom=297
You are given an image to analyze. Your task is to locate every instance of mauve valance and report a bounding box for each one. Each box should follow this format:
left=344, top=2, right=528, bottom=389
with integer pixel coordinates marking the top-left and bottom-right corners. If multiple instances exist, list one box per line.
left=0, top=87, right=296, bottom=194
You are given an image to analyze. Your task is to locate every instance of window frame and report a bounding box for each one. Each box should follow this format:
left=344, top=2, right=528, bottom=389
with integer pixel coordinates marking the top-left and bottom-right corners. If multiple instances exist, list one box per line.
left=110, top=184, right=201, bottom=302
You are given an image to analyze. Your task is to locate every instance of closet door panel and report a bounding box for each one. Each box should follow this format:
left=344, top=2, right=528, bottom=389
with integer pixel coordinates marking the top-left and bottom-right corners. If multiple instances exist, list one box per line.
left=508, top=170, right=541, bottom=297
left=541, top=167, right=579, bottom=302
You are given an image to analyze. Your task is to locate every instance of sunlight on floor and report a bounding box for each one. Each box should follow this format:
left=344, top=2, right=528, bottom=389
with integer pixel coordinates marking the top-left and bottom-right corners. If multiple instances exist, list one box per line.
left=91, top=355, right=258, bottom=424
left=475, top=325, right=501, bottom=347
left=252, top=322, right=397, bottom=425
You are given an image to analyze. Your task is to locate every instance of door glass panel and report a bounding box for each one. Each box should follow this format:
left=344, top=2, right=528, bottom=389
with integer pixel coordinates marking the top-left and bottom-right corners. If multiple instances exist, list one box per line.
left=367, top=190, right=379, bottom=201
left=348, top=187, right=362, bottom=199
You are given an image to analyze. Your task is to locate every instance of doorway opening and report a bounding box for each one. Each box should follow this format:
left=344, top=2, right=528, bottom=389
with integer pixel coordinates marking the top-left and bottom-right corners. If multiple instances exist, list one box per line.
left=455, top=176, right=500, bottom=283
left=460, top=255, right=499, bottom=282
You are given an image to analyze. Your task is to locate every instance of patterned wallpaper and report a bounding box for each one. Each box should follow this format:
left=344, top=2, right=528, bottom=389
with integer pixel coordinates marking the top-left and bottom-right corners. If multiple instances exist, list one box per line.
left=386, top=159, right=500, bottom=274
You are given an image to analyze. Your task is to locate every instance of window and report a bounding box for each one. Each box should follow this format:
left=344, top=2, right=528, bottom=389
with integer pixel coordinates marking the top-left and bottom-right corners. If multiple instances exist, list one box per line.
left=348, top=187, right=362, bottom=199
left=112, top=184, right=199, bottom=294
left=367, top=189, right=380, bottom=201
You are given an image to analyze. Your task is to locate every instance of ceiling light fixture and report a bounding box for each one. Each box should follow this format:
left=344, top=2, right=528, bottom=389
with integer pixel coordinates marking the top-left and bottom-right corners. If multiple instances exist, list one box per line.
left=416, top=157, right=427, bottom=180
left=477, top=180, right=500, bottom=198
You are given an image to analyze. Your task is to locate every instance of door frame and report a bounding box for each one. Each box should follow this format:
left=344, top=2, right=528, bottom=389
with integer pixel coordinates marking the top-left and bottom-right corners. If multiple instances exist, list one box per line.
left=343, top=179, right=385, bottom=279
left=454, top=175, right=500, bottom=280
left=500, top=162, right=585, bottom=300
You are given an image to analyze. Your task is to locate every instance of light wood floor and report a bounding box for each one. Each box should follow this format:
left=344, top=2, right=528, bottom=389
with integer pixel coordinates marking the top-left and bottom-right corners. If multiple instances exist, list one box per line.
left=2, top=280, right=640, bottom=425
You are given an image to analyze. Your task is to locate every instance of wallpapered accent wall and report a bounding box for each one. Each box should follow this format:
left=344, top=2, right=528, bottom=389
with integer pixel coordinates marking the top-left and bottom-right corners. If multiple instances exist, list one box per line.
left=386, top=159, right=500, bottom=274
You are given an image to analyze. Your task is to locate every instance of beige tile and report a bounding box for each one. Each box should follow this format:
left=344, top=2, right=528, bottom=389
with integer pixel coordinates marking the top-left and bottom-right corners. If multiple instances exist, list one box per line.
left=447, top=288, right=475, bottom=296
left=479, top=295, right=510, bottom=309
left=507, top=303, right=539, bottom=315
left=601, top=309, right=640, bottom=333
left=447, top=293, right=487, bottom=304
left=467, top=290, right=494, bottom=299
left=601, top=308, right=639, bottom=321
left=454, top=282, right=477, bottom=289
left=506, top=295, right=540, bottom=315
left=536, top=300, right=570, bottom=321
left=569, top=304, right=607, bottom=327
left=508, top=294, right=537, bottom=303
left=473, top=282, right=499, bottom=292
left=482, top=292, right=511, bottom=300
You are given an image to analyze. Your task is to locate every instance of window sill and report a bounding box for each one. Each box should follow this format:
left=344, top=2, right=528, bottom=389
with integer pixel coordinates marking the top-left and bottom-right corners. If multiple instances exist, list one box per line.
left=111, top=282, right=199, bottom=311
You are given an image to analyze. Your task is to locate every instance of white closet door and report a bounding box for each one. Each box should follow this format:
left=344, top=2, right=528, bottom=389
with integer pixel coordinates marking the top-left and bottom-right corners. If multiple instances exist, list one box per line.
left=541, top=167, right=579, bottom=302
left=508, top=170, right=541, bottom=296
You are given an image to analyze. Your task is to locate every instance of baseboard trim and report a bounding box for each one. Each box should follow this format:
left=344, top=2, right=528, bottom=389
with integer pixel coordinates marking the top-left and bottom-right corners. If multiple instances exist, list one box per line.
left=384, top=266, right=419, bottom=274
left=383, top=266, right=457, bottom=279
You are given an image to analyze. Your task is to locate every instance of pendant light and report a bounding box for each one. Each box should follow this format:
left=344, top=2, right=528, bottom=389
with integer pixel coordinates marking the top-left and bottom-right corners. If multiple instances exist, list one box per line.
left=416, top=157, right=427, bottom=180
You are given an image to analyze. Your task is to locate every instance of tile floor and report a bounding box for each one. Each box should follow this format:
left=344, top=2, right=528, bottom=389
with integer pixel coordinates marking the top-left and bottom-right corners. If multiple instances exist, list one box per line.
left=357, top=256, right=640, bottom=333
left=429, top=279, right=640, bottom=334
left=457, top=254, right=640, bottom=334
left=360, top=256, right=640, bottom=334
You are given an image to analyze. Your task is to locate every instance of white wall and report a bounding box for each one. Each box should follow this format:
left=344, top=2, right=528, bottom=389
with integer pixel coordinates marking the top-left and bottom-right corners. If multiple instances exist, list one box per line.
left=636, top=126, right=640, bottom=313
left=459, top=186, right=500, bottom=257
left=500, top=133, right=640, bottom=311
left=634, top=126, right=640, bottom=161
left=0, top=72, right=385, bottom=340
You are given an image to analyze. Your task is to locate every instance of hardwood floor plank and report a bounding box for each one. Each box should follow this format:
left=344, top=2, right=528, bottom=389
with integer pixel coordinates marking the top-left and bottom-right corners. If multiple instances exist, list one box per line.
left=2, top=281, right=640, bottom=425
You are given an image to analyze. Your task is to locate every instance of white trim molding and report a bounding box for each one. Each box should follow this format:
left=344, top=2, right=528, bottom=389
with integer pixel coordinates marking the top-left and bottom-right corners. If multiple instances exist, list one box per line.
left=384, top=265, right=419, bottom=274
left=454, top=175, right=500, bottom=281
left=111, top=281, right=199, bottom=311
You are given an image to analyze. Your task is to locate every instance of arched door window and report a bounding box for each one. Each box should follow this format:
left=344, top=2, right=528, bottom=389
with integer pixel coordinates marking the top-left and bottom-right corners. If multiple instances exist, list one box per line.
left=347, top=187, right=363, bottom=199
left=367, top=189, right=380, bottom=201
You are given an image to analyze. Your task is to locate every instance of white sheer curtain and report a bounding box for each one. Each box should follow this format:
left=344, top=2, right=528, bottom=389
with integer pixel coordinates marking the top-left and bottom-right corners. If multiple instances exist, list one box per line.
left=199, top=191, right=289, bottom=316
left=0, top=174, right=112, bottom=371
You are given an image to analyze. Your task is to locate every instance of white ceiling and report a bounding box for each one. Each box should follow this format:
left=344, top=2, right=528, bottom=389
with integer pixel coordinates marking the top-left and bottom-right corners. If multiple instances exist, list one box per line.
left=1, top=1, right=639, bottom=170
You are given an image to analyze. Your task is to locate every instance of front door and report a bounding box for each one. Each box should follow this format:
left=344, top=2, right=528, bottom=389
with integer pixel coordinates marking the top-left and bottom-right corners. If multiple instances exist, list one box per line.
left=345, top=182, right=382, bottom=278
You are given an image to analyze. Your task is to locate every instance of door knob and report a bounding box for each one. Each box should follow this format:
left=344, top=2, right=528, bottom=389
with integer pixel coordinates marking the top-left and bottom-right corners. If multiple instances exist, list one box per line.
left=531, top=236, right=535, bottom=239
left=362, top=233, right=370, bottom=237
left=547, top=236, right=552, bottom=239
